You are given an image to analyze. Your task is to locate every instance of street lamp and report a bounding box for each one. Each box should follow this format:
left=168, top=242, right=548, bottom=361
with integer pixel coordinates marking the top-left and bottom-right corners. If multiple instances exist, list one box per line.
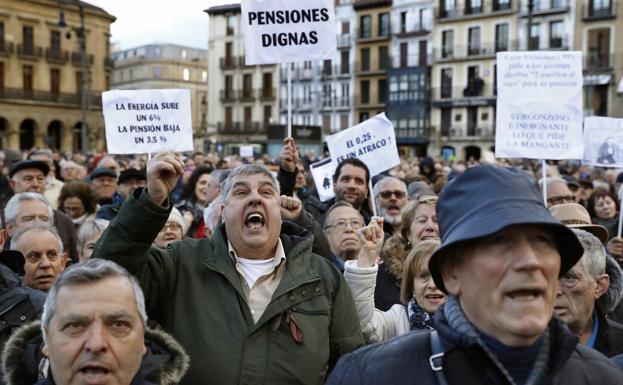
left=57, top=0, right=90, bottom=153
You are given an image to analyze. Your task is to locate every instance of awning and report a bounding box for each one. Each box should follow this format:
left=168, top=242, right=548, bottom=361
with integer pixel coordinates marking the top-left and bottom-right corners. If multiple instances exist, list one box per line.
left=583, top=74, right=612, bottom=86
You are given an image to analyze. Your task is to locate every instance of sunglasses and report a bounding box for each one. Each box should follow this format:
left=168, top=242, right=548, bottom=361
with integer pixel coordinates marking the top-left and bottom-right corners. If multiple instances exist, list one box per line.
left=379, top=190, right=406, bottom=199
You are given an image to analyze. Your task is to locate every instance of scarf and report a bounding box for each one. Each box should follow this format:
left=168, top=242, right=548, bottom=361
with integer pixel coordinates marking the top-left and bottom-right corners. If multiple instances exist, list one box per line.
left=407, top=297, right=434, bottom=330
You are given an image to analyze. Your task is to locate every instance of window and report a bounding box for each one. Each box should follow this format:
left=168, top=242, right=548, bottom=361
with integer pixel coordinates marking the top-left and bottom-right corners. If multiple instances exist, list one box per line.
left=361, top=80, right=370, bottom=104
left=400, top=12, right=407, bottom=33
left=243, top=107, right=252, bottom=124
left=323, top=59, right=332, bottom=76
left=493, top=0, right=511, bottom=11
left=181, top=49, right=187, bottom=59
left=323, top=115, right=331, bottom=131
left=263, top=106, right=272, bottom=125
left=360, top=15, right=371, bottom=38
left=400, top=42, right=408, bottom=67
left=341, top=51, right=349, bottom=74
left=129, top=69, right=133, bottom=81
left=441, top=108, right=452, bottom=136
left=495, top=24, right=509, bottom=52
left=23, top=26, right=34, bottom=54
left=468, top=27, right=481, bottom=55
left=378, top=13, right=390, bottom=37
left=23, top=65, right=33, bottom=92
left=361, top=48, right=370, bottom=71
left=243, top=74, right=253, bottom=98
left=378, top=79, right=387, bottom=103
left=591, top=0, right=612, bottom=16
left=441, top=0, right=456, bottom=17
left=262, top=72, right=272, bottom=97
left=153, top=66, right=161, bottom=78
left=342, top=21, right=350, bottom=34
left=202, top=70, right=208, bottom=82
left=340, top=115, right=349, bottom=129
left=549, top=21, right=564, bottom=48
left=227, top=15, right=235, bottom=35
left=359, top=112, right=369, bottom=123
left=225, top=75, right=233, bottom=98
left=76, top=71, right=83, bottom=92
left=442, top=30, right=454, bottom=58
left=341, top=83, right=350, bottom=106
left=50, top=30, right=61, bottom=53
left=0, top=22, right=4, bottom=50
left=0, top=62, right=4, bottom=89
left=441, top=68, right=452, bottom=98
left=587, top=28, right=611, bottom=69
left=379, top=46, right=389, bottom=70
left=183, top=68, right=190, bottom=81
left=50, top=68, right=60, bottom=94
left=529, top=23, right=540, bottom=50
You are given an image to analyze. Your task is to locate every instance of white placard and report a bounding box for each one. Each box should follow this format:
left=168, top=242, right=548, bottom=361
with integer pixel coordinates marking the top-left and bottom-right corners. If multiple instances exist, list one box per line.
left=241, top=0, right=336, bottom=65
left=102, top=89, right=193, bottom=155
left=495, top=51, right=583, bottom=160
left=325, top=113, right=400, bottom=177
left=240, top=145, right=254, bottom=158
left=310, top=157, right=336, bottom=202
left=583, top=117, right=623, bottom=167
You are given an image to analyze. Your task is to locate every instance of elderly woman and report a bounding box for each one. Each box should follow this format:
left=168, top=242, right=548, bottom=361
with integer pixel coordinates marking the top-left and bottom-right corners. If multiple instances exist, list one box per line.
left=76, top=219, right=109, bottom=261
left=375, top=195, right=439, bottom=310
left=344, top=239, right=446, bottom=343
left=154, top=207, right=190, bottom=248
left=58, top=181, right=99, bottom=229
left=588, top=189, right=620, bottom=242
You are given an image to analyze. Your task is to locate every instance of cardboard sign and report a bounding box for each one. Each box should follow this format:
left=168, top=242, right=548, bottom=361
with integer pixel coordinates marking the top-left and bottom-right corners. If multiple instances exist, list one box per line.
left=310, top=157, right=336, bottom=202
left=102, top=89, right=193, bottom=154
left=241, top=0, right=336, bottom=65
left=495, top=51, right=583, bottom=160
left=325, top=113, right=400, bottom=177
left=583, top=117, right=623, bottom=167
left=240, top=145, right=254, bottom=158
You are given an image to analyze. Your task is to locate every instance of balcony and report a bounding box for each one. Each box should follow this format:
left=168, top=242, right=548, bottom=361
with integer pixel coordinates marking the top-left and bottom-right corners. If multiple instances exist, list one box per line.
left=320, top=97, right=351, bottom=110
left=433, top=41, right=518, bottom=61
left=279, top=98, right=317, bottom=111
left=356, top=28, right=391, bottom=43
left=220, top=56, right=238, bottom=70
left=258, top=87, right=276, bottom=101
left=17, top=44, right=42, bottom=60
left=45, top=48, right=69, bottom=65
left=217, top=121, right=264, bottom=135
left=104, top=56, right=114, bottom=69
left=0, top=88, right=101, bottom=107
left=441, top=125, right=495, bottom=140
left=391, top=54, right=432, bottom=68
left=520, top=0, right=570, bottom=16
left=432, top=85, right=496, bottom=107
left=337, top=34, right=352, bottom=48
left=585, top=53, right=614, bottom=71
left=297, top=67, right=317, bottom=81
left=582, top=1, right=617, bottom=20
left=437, top=0, right=515, bottom=19
left=394, top=22, right=432, bottom=38
left=71, top=52, right=94, bottom=66
left=356, top=59, right=391, bottom=75
left=239, top=89, right=255, bottom=102
left=320, top=64, right=354, bottom=79
left=0, top=42, right=14, bottom=57
left=219, top=90, right=238, bottom=103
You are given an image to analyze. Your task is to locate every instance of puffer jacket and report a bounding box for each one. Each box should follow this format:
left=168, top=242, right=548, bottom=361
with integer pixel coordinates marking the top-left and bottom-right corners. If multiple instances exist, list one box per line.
left=1, top=321, right=189, bottom=385
left=91, top=189, right=363, bottom=385
left=327, top=296, right=623, bottom=385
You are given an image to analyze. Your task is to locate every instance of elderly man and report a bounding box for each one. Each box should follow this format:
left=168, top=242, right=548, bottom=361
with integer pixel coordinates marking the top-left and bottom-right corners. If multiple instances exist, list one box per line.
left=28, top=150, right=64, bottom=210
left=90, top=168, right=118, bottom=206
left=1, top=258, right=189, bottom=385
left=154, top=208, right=188, bottom=248
left=555, top=229, right=623, bottom=356
left=6, top=161, right=77, bottom=261
left=323, top=202, right=364, bottom=272
left=92, top=154, right=363, bottom=385
left=327, top=165, right=622, bottom=385
left=373, top=176, right=407, bottom=237
left=97, top=168, right=147, bottom=220
left=541, top=177, right=576, bottom=208
left=10, top=223, right=68, bottom=292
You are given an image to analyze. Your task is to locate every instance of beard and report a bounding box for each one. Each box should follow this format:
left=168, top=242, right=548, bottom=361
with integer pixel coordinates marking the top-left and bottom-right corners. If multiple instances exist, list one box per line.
left=378, top=206, right=402, bottom=226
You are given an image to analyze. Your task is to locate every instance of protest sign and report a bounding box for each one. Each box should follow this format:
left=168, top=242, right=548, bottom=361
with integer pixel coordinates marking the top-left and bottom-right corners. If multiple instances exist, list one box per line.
left=241, top=0, right=336, bottom=65
left=310, top=157, right=336, bottom=202
left=495, top=51, right=583, bottom=160
left=325, top=113, right=400, bottom=177
left=240, top=145, right=254, bottom=158
left=583, top=117, right=623, bottom=167
left=102, top=89, right=193, bottom=155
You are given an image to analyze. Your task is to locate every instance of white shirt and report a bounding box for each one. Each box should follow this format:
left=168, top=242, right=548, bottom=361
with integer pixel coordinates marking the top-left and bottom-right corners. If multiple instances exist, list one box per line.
left=235, top=256, right=277, bottom=289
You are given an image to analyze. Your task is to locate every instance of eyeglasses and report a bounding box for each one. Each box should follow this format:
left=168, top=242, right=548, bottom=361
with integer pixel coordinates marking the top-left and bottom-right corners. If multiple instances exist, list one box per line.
left=162, top=223, right=182, bottom=232
left=547, top=195, right=575, bottom=206
left=325, top=219, right=364, bottom=232
left=379, top=190, right=406, bottom=199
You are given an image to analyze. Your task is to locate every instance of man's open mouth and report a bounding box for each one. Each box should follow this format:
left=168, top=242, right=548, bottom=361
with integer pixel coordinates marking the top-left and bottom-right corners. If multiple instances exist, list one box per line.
left=506, top=288, right=543, bottom=302
left=245, top=213, right=265, bottom=231
left=79, top=364, right=110, bottom=377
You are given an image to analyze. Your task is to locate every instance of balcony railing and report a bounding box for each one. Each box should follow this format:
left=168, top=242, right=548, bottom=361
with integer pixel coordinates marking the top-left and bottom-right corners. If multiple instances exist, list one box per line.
left=520, top=0, right=570, bottom=14
left=71, top=52, right=94, bottom=66
left=240, top=89, right=255, bottom=102
left=297, top=67, right=317, bottom=80
left=394, top=22, right=432, bottom=36
left=320, top=97, right=351, bottom=109
left=434, top=41, right=518, bottom=61
left=45, top=48, right=69, bottom=64
left=104, top=56, right=114, bottom=69
left=441, top=125, right=494, bottom=140
left=217, top=121, right=264, bottom=135
left=582, top=1, right=617, bottom=19
left=337, top=34, right=352, bottom=48
left=17, top=44, right=42, bottom=60
left=258, top=87, right=276, bottom=100
left=220, top=90, right=238, bottom=102
left=585, top=53, right=614, bottom=70
left=391, top=54, right=433, bottom=68
left=0, top=42, right=14, bottom=57
left=279, top=98, right=317, bottom=111
left=356, top=28, right=391, bottom=41
left=220, top=56, right=238, bottom=70
left=0, top=87, right=101, bottom=107
left=320, top=64, right=354, bottom=78
left=437, top=0, right=515, bottom=19
left=432, top=84, right=495, bottom=100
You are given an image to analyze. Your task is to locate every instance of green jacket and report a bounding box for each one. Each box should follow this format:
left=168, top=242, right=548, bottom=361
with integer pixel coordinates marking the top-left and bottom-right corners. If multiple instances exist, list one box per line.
left=92, top=190, right=363, bottom=385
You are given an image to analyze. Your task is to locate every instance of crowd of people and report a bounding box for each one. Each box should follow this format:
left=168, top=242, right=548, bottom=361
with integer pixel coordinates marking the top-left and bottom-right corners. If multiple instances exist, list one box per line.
left=1, top=141, right=623, bottom=384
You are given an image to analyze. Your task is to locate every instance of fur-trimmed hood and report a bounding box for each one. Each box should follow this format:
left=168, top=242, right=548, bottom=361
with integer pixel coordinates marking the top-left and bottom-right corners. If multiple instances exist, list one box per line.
left=2, top=321, right=190, bottom=385
left=601, top=254, right=623, bottom=314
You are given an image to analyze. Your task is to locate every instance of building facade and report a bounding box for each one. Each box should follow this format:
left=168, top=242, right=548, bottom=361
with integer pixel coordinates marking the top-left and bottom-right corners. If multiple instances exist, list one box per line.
left=0, top=0, right=114, bottom=152
left=205, top=4, right=279, bottom=156
left=111, top=44, right=210, bottom=151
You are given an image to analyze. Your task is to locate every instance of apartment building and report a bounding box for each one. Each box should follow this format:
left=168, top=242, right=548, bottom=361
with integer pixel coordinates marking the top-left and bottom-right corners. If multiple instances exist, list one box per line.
left=575, top=0, right=623, bottom=118
left=387, top=0, right=433, bottom=157
left=111, top=44, right=210, bottom=151
left=205, top=4, right=279, bottom=155
left=354, top=0, right=393, bottom=123
left=0, top=0, right=114, bottom=151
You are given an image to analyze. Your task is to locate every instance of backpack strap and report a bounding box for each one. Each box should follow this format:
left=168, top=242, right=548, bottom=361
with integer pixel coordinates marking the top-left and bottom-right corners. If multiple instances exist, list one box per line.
left=429, top=330, right=449, bottom=385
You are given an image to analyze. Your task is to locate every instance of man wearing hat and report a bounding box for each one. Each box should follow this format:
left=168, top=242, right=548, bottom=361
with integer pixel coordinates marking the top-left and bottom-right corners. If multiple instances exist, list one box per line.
left=3, top=160, right=77, bottom=262
left=90, top=167, right=118, bottom=206
left=97, top=168, right=147, bottom=221
left=326, top=165, right=622, bottom=385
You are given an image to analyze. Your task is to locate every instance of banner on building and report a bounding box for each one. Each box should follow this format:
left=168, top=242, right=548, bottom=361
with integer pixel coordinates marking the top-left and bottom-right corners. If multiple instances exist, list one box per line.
left=310, top=157, right=337, bottom=202
left=240, top=0, right=336, bottom=65
left=325, top=113, right=400, bottom=177
left=583, top=117, right=623, bottom=167
left=495, top=51, right=584, bottom=160
left=102, top=89, right=193, bottom=155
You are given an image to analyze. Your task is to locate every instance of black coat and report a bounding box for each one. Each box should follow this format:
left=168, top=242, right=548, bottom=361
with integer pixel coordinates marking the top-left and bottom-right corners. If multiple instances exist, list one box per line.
left=594, top=304, right=623, bottom=357
left=373, top=262, right=401, bottom=312
left=327, top=310, right=623, bottom=385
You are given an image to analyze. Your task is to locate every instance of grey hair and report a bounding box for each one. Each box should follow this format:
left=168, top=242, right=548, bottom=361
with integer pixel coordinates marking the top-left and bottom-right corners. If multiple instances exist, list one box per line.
left=203, top=195, right=224, bottom=231
left=10, top=222, right=63, bottom=253
left=373, top=176, right=407, bottom=198
left=4, top=192, right=54, bottom=225
left=537, top=176, right=567, bottom=189
left=572, top=229, right=607, bottom=279
left=221, top=164, right=280, bottom=199
left=41, top=259, right=147, bottom=342
left=76, top=219, right=110, bottom=258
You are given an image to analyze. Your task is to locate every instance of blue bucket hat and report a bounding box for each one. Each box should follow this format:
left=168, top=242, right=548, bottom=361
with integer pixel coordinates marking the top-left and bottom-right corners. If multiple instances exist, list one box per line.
left=429, top=165, right=583, bottom=294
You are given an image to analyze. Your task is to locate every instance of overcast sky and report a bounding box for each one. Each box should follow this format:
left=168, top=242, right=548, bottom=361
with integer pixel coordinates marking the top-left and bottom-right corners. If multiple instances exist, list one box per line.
left=86, top=0, right=237, bottom=50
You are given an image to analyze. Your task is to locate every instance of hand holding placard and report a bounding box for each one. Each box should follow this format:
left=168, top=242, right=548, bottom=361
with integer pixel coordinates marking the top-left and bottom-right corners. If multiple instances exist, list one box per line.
left=146, top=152, right=184, bottom=206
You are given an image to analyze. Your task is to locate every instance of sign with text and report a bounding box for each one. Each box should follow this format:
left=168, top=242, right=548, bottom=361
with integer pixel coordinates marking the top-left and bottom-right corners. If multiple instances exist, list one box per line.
left=241, top=0, right=336, bottom=65
left=310, top=157, right=336, bottom=202
left=102, top=89, right=193, bottom=154
left=583, top=117, right=623, bottom=167
left=325, top=113, right=400, bottom=177
left=240, top=145, right=254, bottom=158
left=495, top=51, right=583, bottom=160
